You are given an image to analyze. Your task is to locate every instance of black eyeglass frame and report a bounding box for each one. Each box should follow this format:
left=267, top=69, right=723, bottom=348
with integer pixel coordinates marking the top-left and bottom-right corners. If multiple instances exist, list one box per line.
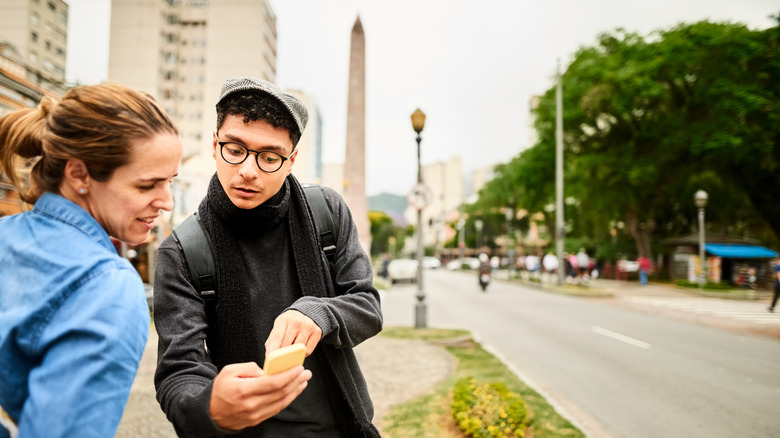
left=216, top=136, right=296, bottom=174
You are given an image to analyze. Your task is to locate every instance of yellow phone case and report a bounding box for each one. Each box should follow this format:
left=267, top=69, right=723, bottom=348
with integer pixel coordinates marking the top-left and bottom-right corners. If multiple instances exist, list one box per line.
left=263, top=343, right=307, bottom=375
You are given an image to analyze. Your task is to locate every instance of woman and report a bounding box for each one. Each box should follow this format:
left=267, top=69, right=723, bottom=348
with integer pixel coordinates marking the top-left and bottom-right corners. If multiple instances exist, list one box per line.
left=0, top=83, right=182, bottom=437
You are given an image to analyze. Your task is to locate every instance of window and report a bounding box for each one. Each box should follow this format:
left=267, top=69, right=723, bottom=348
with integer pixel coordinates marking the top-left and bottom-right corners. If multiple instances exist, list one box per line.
left=48, top=2, right=55, bottom=11
left=31, top=32, right=38, bottom=42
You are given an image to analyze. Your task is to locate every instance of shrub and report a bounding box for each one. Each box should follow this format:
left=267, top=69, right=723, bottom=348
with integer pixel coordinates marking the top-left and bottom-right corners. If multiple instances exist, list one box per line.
left=452, top=377, right=529, bottom=438
left=702, top=282, right=732, bottom=291
left=676, top=280, right=699, bottom=288
left=676, top=279, right=733, bottom=291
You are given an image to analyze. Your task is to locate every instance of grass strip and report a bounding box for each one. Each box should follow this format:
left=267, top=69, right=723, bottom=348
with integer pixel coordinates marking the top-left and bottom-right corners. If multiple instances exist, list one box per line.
left=380, top=327, right=584, bottom=438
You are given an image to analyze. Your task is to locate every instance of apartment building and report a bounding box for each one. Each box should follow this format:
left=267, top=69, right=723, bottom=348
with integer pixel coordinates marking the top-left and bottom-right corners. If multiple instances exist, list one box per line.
left=0, top=0, right=68, bottom=85
left=0, top=0, right=69, bottom=216
left=108, top=0, right=283, bottom=216
left=286, top=89, right=323, bottom=187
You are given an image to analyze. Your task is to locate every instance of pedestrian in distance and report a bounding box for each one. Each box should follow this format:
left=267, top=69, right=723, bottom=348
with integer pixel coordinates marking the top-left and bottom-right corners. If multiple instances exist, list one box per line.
left=769, top=257, right=780, bottom=313
left=638, top=256, right=652, bottom=286
left=542, top=251, right=559, bottom=284
left=153, top=77, right=382, bottom=437
left=0, top=83, right=182, bottom=438
left=576, top=248, right=590, bottom=284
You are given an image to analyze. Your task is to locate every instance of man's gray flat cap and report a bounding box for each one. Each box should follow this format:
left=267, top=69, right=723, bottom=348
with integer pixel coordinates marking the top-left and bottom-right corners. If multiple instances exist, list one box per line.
left=216, top=77, right=308, bottom=134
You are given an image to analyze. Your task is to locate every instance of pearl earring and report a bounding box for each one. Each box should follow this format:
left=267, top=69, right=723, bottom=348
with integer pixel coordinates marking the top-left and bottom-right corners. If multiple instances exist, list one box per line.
left=79, top=189, right=85, bottom=194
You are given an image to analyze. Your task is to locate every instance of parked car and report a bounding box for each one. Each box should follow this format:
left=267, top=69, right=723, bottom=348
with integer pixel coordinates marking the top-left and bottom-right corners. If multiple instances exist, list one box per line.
left=387, top=259, right=419, bottom=284
left=422, top=256, right=442, bottom=269
left=445, top=257, right=481, bottom=270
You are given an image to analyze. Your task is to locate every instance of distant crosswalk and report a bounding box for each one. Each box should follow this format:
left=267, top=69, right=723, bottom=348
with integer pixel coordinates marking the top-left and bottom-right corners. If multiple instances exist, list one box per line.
left=622, top=296, right=780, bottom=326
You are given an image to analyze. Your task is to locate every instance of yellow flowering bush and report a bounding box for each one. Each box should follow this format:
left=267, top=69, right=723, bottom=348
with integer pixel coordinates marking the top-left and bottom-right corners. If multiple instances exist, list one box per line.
left=452, top=377, right=529, bottom=438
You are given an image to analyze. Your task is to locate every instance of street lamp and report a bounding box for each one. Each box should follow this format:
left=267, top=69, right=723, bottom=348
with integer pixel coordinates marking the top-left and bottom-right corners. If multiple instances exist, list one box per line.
left=694, top=190, right=708, bottom=286
left=411, top=108, right=426, bottom=328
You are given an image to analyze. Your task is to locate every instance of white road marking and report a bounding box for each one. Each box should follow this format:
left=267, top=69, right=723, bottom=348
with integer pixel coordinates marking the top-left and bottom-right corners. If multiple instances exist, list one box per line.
left=592, top=326, right=652, bottom=349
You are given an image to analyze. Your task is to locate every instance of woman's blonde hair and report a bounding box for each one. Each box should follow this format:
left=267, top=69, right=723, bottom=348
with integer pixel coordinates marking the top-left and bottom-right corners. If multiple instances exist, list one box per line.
left=0, top=83, right=178, bottom=204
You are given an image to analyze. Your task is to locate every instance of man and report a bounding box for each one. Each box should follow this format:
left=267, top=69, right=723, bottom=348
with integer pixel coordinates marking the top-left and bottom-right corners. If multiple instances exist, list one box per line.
left=770, top=256, right=780, bottom=312
left=153, top=77, right=382, bottom=437
left=638, top=256, right=651, bottom=287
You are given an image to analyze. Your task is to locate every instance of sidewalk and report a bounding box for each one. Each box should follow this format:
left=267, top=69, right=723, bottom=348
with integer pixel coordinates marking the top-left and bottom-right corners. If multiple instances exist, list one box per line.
left=497, top=271, right=780, bottom=340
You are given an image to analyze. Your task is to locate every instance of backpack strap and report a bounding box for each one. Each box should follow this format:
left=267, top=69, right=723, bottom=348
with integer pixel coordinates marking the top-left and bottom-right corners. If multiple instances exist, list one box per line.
left=170, top=212, right=216, bottom=303
left=302, top=183, right=338, bottom=267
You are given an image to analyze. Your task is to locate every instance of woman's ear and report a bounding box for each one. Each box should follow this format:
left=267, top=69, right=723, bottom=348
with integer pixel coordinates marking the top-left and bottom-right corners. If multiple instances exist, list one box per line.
left=63, top=159, right=90, bottom=194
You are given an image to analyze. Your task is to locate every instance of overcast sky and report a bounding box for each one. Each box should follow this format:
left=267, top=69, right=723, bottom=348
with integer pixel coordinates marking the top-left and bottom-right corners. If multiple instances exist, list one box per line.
left=66, top=0, right=777, bottom=196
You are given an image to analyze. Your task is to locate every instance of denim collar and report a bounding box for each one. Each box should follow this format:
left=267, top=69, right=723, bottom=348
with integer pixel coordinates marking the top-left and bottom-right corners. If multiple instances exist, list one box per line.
left=34, top=192, right=115, bottom=253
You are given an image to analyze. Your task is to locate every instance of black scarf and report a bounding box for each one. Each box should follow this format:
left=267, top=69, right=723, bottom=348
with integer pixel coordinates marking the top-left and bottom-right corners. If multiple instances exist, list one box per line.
left=198, top=174, right=380, bottom=437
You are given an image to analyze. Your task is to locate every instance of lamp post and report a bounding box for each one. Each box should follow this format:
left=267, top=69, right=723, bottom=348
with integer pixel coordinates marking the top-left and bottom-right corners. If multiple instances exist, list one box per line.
left=411, top=108, right=426, bottom=328
left=694, top=190, right=708, bottom=286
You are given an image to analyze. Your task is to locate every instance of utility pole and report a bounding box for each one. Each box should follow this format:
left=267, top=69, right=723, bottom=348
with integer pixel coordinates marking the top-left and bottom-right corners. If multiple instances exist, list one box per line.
left=555, top=59, right=565, bottom=286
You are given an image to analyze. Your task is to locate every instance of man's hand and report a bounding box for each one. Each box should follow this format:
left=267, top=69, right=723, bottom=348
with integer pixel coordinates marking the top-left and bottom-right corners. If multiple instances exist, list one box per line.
left=209, top=362, right=312, bottom=431
left=265, top=310, right=322, bottom=355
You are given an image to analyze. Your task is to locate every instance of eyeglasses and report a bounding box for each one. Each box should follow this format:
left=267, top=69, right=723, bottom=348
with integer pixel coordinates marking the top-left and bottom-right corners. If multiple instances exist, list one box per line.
left=217, top=137, right=295, bottom=173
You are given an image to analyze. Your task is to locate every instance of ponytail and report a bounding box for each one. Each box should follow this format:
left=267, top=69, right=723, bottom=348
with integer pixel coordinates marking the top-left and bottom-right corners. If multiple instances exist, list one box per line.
left=0, top=98, right=56, bottom=203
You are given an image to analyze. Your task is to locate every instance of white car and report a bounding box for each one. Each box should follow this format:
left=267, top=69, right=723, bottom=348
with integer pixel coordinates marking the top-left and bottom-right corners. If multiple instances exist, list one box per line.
left=422, top=256, right=442, bottom=269
left=387, top=259, right=419, bottom=284
left=445, top=257, right=481, bottom=270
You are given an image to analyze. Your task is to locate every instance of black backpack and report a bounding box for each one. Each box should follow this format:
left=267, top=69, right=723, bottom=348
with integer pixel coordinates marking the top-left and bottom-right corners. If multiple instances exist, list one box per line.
left=170, top=183, right=338, bottom=307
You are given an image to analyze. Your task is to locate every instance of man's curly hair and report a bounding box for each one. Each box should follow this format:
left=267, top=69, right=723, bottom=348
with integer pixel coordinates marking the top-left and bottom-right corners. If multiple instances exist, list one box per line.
left=216, top=90, right=301, bottom=146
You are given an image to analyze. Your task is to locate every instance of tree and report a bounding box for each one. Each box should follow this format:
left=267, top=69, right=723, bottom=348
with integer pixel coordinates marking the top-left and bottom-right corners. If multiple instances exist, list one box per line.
left=369, top=210, right=408, bottom=258
left=474, top=17, right=780, bottom=262
left=537, top=19, right=780, bottom=258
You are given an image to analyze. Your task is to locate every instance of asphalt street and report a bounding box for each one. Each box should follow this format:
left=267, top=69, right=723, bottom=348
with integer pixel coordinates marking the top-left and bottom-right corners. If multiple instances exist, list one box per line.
left=381, top=270, right=780, bottom=438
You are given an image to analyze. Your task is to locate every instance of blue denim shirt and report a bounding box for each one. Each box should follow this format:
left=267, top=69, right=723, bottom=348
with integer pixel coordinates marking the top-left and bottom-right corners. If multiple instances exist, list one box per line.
left=0, top=193, right=149, bottom=437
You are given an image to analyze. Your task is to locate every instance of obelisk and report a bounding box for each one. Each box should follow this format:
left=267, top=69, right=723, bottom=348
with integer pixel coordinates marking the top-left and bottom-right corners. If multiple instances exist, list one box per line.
left=343, top=16, right=371, bottom=254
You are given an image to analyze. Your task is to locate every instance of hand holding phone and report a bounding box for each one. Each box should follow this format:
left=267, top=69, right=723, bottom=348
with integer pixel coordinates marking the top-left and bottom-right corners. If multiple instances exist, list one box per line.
left=263, top=343, right=307, bottom=375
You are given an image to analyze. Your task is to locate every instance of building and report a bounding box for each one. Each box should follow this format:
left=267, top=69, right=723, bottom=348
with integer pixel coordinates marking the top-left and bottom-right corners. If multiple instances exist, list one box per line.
left=0, top=45, right=67, bottom=217
left=0, top=0, right=68, bottom=86
left=108, top=0, right=279, bottom=216
left=286, top=90, right=322, bottom=186
left=664, top=233, right=779, bottom=289
left=404, top=156, right=464, bottom=253
left=0, top=0, right=69, bottom=216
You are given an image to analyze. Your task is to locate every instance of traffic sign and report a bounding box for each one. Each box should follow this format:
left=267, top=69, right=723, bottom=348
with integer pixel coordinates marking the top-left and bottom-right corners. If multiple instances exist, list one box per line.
left=407, top=182, right=433, bottom=210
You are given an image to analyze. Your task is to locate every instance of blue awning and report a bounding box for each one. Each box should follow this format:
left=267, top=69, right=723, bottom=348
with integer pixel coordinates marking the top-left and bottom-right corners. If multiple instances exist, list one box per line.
left=705, top=243, right=778, bottom=259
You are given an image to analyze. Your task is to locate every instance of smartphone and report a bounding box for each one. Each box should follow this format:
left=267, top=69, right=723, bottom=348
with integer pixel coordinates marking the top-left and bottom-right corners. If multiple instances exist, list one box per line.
left=262, top=343, right=307, bottom=375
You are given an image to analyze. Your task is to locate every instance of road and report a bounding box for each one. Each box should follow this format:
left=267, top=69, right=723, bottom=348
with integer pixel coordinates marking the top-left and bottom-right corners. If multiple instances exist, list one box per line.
left=381, top=269, right=780, bottom=438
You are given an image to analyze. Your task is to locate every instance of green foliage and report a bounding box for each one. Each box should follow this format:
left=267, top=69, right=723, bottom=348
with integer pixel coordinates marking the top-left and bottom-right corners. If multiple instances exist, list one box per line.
left=473, top=17, right=780, bottom=261
left=452, top=378, right=529, bottom=438
left=381, top=327, right=584, bottom=438
left=675, top=280, right=732, bottom=291
left=369, top=210, right=409, bottom=257
left=676, top=280, right=699, bottom=288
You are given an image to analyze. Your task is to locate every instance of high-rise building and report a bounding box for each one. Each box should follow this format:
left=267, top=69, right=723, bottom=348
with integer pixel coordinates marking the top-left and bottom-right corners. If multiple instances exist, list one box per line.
left=108, top=0, right=279, bottom=216
left=0, top=0, right=69, bottom=85
left=0, top=0, right=69, bottom=217
left=286, top=90, right=322, bottom=186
